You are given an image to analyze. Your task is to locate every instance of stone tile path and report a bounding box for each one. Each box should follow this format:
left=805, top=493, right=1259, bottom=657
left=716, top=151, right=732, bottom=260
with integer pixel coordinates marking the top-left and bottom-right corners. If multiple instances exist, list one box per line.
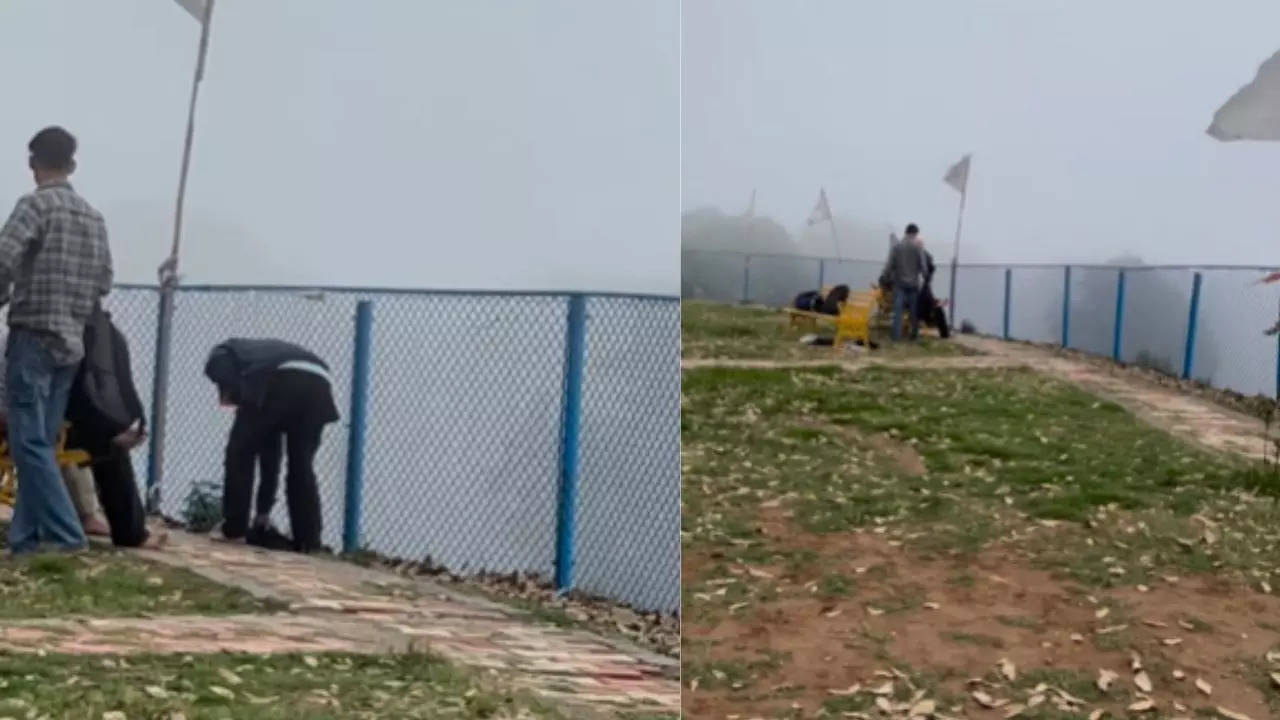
left=0, top=528, right=678, bottom=716
left=684, top=336, right=1276, bottom=462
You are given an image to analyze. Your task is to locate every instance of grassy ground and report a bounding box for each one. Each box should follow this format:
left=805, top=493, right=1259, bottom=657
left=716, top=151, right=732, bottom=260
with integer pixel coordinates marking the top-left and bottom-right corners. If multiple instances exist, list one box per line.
left=0, top=546, right=278, bottom=619
left=0, top=651, right=568, bottom=719
left=681, top=303, right=1280, bottom=718
left=681, top=301, right=972, bottom=361
left=683, top=365, right=1280, bottom=591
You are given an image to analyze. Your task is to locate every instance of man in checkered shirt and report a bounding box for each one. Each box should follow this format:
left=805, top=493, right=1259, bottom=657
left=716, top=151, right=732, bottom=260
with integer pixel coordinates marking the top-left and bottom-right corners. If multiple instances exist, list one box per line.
left=0, top=127, right=113, bottom=553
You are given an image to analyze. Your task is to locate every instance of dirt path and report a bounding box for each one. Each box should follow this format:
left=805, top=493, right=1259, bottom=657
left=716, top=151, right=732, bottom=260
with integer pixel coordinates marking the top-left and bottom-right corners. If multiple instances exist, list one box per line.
left=0, top=529, right=679, bottom=716
left=682, top=337, right=1275, bottom=462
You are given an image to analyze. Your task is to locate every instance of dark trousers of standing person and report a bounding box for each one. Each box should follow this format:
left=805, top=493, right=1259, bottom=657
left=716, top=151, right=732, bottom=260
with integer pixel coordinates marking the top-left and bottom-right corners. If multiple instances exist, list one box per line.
left=222, top=370, right=332, bottom=552
left=254, top=431, right=284, bottom=525
left=891, top=284, right=921, bottom=341
left=67, top=426, right=149, bottom=548
left=91, top=450, right=148, bottom=547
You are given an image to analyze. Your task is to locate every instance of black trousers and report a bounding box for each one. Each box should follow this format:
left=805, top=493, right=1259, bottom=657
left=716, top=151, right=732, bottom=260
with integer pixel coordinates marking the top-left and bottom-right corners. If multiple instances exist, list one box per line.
left=256, top=431, right=283, bottom=518
left=91, top=450, right=148, bottom=547
left=222, top=370, right=334, bottom=552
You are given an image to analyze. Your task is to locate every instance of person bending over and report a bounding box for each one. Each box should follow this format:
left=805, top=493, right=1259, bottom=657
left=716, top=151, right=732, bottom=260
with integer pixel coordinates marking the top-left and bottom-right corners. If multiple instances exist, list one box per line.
left=204, top=338, right=338, bottom=553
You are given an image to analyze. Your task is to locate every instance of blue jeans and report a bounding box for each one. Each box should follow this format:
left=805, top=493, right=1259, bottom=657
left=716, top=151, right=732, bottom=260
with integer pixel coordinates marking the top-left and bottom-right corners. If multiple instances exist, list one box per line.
left=891, top=285, right=920, bottom=342
left=5, top=329, right=85, bottom=553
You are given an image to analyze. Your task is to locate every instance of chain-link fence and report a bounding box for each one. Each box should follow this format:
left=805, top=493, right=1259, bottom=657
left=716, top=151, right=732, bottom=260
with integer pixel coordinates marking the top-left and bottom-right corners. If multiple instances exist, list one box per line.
left=84, top=286, right=680, bottom=614
left=682, top=249, right=1280, bottom=402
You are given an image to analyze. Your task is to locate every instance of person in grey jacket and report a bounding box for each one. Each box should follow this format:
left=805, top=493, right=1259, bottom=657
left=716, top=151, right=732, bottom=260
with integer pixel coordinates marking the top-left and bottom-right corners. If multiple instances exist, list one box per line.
left=883, top=223, right=928, bottom=341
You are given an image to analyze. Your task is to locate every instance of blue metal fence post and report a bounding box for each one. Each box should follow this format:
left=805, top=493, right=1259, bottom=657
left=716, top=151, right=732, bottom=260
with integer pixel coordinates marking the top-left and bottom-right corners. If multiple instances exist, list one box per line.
left=1181, top=272, right=1202, bottom=380
left=1112, top=270, right=1126, bottom=363
left=817, top=258, right=825, bottom=289
left=555, top=294, right=587, bottom=593
left=343, top=300, right=374, bottom=554
left=1061, top=266, right=1072, bottom=348
left=1002, top=268, right=1012, bottom=340
left=741, top=255, right=751, bottom=304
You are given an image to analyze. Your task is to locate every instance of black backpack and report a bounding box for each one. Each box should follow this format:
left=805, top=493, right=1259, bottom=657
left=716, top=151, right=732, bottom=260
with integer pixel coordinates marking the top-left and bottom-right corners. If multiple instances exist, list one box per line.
left=67, top=306, right=143, bottom=440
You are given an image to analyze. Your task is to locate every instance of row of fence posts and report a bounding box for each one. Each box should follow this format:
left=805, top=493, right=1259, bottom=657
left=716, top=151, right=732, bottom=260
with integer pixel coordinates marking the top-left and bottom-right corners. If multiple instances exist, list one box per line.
left=154, top=294, right=591, bottom=596
left=735, top=256, right=1226, bottom=389
left=1002, top=267, right=1207, bottom=382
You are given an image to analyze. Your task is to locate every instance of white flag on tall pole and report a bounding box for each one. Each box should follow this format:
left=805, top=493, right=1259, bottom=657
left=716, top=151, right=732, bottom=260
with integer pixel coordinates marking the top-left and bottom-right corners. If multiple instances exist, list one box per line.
left=1207, top=49, right=1280, bottom=142
left=944, top=154, right=972, bottom=193
left=807, top=188, right=833, bottom=226
left=743, top=188, right=756, bottom=218
left=173, top=0, right=210, bottom=23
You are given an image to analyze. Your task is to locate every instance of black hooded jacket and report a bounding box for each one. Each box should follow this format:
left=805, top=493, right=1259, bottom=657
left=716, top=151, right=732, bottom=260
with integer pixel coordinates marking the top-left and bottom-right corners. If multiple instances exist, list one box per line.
left=204, top=338, right=330, bottom=411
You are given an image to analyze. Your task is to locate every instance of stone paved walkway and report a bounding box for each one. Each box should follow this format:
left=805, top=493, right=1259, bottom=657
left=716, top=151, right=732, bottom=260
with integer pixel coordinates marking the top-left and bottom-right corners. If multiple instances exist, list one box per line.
left=684, top=337, right=1275, bottom=462
left=0, top=529, right=679, bottom=716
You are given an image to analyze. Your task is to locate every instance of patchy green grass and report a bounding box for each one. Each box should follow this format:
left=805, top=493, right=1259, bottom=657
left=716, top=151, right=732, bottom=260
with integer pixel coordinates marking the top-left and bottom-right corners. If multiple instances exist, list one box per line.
left=0, top=548, right=279, bottom=619
left=0, top=651, right=567, bottom=719
left=681, top=301, right=972, bottom=360
left=682, top=363, right=1280, bottom=610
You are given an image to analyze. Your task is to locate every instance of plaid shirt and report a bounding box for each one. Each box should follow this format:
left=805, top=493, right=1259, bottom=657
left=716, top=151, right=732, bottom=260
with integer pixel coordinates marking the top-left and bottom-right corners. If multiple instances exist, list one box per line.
left=0, top=182, right=112, bottom=365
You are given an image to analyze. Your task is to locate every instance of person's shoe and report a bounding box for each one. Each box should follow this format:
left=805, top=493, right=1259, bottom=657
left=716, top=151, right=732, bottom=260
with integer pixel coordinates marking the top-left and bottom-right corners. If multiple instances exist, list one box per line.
left=81, top=515, right=111, bottom=538
left=209, top=522, right=243, bottom=544
left=140, top=527, right=169, bottom=549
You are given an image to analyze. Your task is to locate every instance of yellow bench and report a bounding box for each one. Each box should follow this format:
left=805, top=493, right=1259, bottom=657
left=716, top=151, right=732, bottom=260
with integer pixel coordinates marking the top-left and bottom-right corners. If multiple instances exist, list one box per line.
left=832, top=291, right=876, bottom=350
left=0, top=424, right=92, bottom=507
left=873, top=286, right=940, bottom=339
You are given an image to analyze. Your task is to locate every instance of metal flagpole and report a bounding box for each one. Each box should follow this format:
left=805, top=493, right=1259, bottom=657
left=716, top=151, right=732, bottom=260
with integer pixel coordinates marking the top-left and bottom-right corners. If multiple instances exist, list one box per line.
left=825, top=191, right=842, bottom=261
left=147, top=0, right=215, bottom=514
left=947, top=185, right=966, bottom=328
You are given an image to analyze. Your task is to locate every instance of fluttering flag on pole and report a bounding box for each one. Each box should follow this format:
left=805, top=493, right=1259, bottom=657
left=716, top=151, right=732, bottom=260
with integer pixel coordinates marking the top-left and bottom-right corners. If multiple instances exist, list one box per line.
left=1207, top=49, right=1280, bottom=142
left=944, top=154, right=972, bottom=193
left=1256, top=271, right=1280, bottom=285
left=743, top=188, right=756, bottom=218
left=807, top=188, right=833, bottom=226
left=172, top=0, right=210, bottom=23
left=149, top=0, right=217, bottom=514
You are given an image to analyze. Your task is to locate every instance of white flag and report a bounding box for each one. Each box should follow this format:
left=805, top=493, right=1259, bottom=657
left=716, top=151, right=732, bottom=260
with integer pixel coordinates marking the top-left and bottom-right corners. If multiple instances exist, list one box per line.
left=743, top=189, right=756, bottom=218
left=807, top=188, right=832, bottom=226
left=944, top=154, right=971, bottom=193
left=172, top=0, right=210, bottom=23
left=1208, top=49, right=1280, bottom=142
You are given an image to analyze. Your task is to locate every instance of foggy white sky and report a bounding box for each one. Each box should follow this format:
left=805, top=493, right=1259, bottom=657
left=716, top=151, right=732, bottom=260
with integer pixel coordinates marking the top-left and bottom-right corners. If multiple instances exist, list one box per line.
left=0, top=0, right=678, bottom=293
left=682, top=0, right=1280, bottom=266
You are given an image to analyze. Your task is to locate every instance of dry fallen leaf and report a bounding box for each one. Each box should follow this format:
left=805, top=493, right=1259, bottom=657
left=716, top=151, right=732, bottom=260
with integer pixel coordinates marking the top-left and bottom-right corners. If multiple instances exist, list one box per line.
left=1088, top=711, right=1104, bottom=720
left=1195, top=678, right=1212, bottom=696
left=1216, top=707, right=1254, bottom=720
left=144, top=685, right=169, bottom=699
left=875, top=697, right=893, bottom=713
left=869, top=681, right=894, bottom=696
left=866, top=606, right=885, bottom=617
left=1271, top=672, right=1280, bottom=688
left=909, top=699, right=936, bottom=716
left=998, top=658, right=1017, bottom=682
left=1095, top=607, right=1111, bottom=619
left=1070, top=633, right=1085, bottom=643
left=1003, top=703, right=1026, bottom=718
left=1173, top=669, right=1186, bottom=680
left=972, top=690, right=998, bottom=708
left=1135, top=671, right=1153, bottom=693
left=1162, top=637, right=1184, bottom=646
left=827, top=684, right=861, bottom=696
left=208, top=685, right=235, bottom=700
left=1127, top=698, right=1156, bottom=712
left=1130, top=652, right=1143, bottom=671
left=1097, top=669, right=1118, bottom=692
left=923, top=601, right=940, bottom=610
left=217, top=669, right=243, bottom=686
left=103, top=713, right=126, bottom=720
